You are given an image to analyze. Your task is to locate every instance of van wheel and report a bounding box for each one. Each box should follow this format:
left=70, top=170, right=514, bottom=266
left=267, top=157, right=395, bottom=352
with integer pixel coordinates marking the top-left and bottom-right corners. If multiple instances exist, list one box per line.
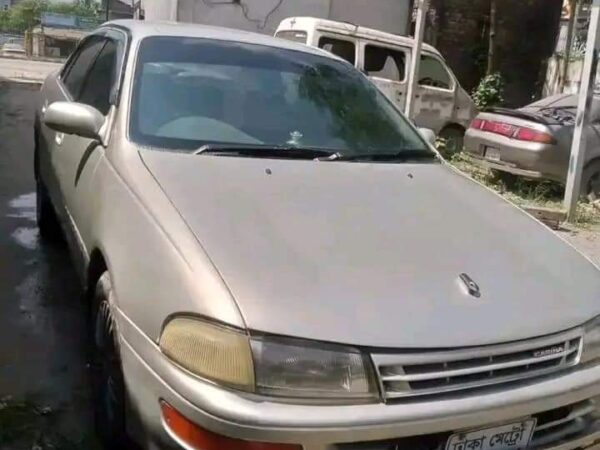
left=439, top=125, right=465, bottom=155
left=36, top=179, right=62, bottom=241
left=582, top=161, right=600, bottom=201
left=90, top=273, right=129, bottom=448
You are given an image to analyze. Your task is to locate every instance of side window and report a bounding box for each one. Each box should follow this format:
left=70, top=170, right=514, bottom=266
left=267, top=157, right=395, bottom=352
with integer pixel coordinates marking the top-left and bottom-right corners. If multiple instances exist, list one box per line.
left=419, top=55, right=452, bottom=90
left=78, top=39, right=118, bottom=115
left=318, top=36, right=356, bottom=65
left=61, top=37, right=106, bottom=99
left=364, top=45, right=406, bottom=82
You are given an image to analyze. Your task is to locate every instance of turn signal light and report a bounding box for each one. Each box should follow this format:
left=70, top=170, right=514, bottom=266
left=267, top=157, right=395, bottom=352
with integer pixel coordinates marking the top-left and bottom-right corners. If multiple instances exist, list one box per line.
left=160, top=401, right=302, bottom=450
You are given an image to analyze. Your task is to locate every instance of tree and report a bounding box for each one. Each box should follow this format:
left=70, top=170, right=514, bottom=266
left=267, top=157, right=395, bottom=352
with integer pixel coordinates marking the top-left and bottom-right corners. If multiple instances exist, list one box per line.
left=4, top=0, right=48, bottom=32
left=0, top=0, right=100, bottom=33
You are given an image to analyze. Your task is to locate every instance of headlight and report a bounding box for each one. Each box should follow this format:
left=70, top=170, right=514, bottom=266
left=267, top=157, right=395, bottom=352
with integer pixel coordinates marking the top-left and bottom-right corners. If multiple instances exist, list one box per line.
left=252, top=337, right=378, bottom=401
left=582, top=317, right=600, bottom=364
left=159, top=317, right=379, bottom=403
left=159, top=317, right=255, bottom=391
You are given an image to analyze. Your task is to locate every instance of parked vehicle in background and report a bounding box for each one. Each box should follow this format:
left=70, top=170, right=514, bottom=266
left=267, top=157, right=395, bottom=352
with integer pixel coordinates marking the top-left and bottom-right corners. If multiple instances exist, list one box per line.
left=464, top=93, right=600, bottom=199
left=36, top=20, right=600, bottom=450
left=1, top=37, right=25, bottom=56
left=276, top=16, right=477, bottom=151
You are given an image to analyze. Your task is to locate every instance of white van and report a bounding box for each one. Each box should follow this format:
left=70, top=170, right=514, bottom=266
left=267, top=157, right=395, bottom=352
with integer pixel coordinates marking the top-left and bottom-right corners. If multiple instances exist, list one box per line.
left=276, top=17, right=477, bottom=150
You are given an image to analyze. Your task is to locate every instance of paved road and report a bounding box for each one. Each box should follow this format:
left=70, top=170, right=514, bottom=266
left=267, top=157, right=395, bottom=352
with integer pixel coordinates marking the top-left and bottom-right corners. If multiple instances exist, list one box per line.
left=0, top=57, right=62, bottom=83
left=0, top=81, right=97, bottom=449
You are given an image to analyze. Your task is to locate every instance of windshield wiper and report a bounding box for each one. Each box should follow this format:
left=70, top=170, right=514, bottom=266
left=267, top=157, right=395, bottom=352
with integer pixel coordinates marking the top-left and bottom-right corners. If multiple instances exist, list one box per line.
left=321, top=149, right=438, bottom=163
left=195, top=144, right=337, bottom=160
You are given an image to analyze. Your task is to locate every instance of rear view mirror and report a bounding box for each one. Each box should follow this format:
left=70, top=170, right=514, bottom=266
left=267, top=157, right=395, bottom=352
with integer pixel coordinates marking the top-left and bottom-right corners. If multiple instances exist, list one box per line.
left=43, top=101, right=104, bottom=141
left=418, top=128, right=437, bottom=146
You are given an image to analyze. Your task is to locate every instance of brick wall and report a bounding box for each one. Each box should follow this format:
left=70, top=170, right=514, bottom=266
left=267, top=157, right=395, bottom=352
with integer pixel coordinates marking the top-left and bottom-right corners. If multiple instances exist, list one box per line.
left=429, top=0, right=562, bottom=107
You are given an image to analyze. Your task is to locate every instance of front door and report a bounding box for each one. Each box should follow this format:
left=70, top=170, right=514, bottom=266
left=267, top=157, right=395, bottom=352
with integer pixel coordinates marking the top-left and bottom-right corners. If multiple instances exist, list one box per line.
left=42, top=31, right=123, bottom=254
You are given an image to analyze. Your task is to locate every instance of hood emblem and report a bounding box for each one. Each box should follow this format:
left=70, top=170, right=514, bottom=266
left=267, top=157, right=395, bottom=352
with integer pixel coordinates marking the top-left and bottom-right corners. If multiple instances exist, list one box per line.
left=459, top=273, right=481, bottom=298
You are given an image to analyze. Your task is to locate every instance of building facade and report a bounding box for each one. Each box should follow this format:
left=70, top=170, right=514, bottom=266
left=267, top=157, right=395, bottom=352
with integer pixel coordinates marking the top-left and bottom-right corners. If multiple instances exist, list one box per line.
left=141, top=0, right=411, bottom=36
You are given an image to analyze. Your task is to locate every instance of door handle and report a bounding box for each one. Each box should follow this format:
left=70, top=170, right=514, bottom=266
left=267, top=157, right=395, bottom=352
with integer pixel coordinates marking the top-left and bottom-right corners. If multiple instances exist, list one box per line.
left=55, top=133, right=64, bottom=146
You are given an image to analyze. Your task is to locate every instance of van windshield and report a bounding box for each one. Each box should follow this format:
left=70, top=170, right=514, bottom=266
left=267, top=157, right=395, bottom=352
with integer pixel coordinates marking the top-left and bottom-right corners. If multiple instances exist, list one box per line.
left=130, top=36, right=433, bottom=159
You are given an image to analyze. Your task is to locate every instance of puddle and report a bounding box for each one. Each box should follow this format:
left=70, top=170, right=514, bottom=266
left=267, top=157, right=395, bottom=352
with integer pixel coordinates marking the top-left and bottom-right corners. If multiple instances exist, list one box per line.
left=7, top=192, right=36, bottom=221
left=11, top=227, right=39, bottom=251
left=7, top=192, right=38, bottom=251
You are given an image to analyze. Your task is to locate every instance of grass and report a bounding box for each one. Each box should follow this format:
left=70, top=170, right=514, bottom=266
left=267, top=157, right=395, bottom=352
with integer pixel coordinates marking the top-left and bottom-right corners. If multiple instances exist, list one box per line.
left=447, top=152, right=600, bottom=228
left=0, top=396, right=100, bottom=450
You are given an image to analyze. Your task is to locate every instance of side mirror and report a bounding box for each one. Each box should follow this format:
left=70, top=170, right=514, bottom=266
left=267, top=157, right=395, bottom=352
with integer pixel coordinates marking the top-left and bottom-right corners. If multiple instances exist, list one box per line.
left=43, top=101, right=105, bottom=141
left=418, top=127, right=437, bottom=146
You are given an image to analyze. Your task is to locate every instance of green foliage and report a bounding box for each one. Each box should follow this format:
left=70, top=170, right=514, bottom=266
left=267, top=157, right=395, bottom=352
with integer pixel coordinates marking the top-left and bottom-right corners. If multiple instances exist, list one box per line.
left=0, top=0, right=99, bottom=33
left=449, top=152, right=600, bottom=227
left=472, top=73, right=505, bottom=110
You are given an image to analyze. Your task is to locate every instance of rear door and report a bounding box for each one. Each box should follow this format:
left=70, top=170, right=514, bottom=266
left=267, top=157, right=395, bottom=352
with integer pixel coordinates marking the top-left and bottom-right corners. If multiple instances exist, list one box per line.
left=361, top=42, right=408, bottom=111
left=414, top=54, right=456, bottom=131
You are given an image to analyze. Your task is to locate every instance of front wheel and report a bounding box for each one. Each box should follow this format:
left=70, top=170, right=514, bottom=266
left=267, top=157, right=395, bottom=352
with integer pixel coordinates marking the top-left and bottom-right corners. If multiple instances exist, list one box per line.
left=90, top=273, right=129, bottom=448
left=438, top=126, right=466, bottom=156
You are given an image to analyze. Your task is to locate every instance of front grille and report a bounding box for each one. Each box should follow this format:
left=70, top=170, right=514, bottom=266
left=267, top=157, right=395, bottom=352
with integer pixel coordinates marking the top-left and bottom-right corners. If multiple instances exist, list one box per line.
left=372, top=329, right=583, bottom=401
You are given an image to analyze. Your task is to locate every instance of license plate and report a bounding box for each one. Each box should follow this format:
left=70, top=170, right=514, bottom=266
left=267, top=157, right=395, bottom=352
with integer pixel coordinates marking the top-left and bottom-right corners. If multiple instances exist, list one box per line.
left=445, top=419, right=536, bottom=450
left=484, top=147, right=501, bottom=161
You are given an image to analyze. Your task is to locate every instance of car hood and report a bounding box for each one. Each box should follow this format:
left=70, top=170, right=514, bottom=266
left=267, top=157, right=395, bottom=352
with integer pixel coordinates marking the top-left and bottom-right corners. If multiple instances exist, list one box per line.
left=141, top=151, right=600, bottom=348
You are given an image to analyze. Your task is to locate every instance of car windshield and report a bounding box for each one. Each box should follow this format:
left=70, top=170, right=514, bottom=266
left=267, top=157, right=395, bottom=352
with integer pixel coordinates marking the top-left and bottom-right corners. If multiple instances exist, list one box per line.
left=130, top=36, right=433, bottom=159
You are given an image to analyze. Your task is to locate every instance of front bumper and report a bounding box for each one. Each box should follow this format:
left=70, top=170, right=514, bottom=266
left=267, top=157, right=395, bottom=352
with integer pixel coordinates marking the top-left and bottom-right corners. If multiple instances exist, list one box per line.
left=118, top=312, right=600, bottom=450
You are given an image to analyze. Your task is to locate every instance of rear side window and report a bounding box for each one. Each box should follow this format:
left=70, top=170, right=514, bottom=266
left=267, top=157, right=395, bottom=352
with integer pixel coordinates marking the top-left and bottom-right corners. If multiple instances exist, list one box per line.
left=61, top=37, right=105, bottom=99
left=78, top=40, right=118, bottom=115
left=318, top=36, right=355, bottom=65
left=365, top=45, right=406, bottom=82
left=419, top=55, right=452, bottom=90
left=276, top=30, right=308, bottom=44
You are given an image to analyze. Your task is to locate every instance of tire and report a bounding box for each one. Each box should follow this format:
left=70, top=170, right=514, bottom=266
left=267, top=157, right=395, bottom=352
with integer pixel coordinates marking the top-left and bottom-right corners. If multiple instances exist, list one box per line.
left=90, top=273, right=129, bottom=449
left=582, top=161, right=600, bottom=202
left=439, top=125, right=466, bottom=156
left=36, top=178, right=63, bottom=241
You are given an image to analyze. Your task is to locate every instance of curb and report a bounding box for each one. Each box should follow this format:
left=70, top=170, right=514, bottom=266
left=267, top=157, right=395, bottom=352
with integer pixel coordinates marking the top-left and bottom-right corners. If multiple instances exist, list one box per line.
left=0, top=78, right=43, bottom=89
left=0, top=54, right=65, bottom=64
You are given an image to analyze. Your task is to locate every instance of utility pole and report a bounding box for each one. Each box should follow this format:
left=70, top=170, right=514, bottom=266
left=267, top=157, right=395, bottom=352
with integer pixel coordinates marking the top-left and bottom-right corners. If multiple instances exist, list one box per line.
left=564, top=0, right=600, bottom=219
left=486, top=0, right=497, bottom=75
left=405, top=0, right=429, bottom=120
left=105, top=0, right=110, bottom=22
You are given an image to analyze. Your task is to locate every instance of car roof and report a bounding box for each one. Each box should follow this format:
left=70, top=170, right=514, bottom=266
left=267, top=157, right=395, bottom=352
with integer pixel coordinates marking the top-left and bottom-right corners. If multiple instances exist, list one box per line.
left=277, top=16, right=442, bottom=57
left=105, top=19, right=342, bottom=61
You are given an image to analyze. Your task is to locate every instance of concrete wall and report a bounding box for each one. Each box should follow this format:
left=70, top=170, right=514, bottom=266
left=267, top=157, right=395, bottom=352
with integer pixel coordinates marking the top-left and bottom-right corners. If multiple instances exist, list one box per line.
left=142, top=0, right=410, bottom=36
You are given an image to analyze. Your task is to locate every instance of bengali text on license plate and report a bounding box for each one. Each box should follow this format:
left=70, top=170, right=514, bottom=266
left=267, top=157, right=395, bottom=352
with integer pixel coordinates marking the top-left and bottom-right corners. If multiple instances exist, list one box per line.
left=445, top=419, right=536, bottom=450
